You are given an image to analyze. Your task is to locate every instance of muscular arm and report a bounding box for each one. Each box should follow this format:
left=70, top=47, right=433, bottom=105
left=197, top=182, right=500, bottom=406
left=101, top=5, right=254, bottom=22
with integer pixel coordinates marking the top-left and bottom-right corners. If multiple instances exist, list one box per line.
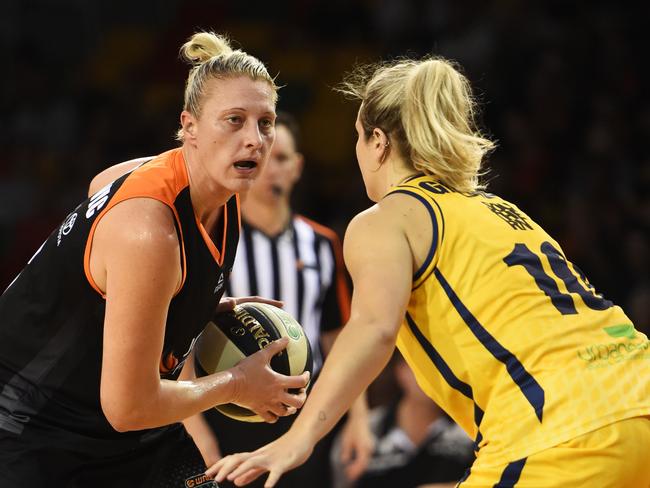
left=94, top=199, right=306, bottom=432
left=289, top=204, right=412, bottom=445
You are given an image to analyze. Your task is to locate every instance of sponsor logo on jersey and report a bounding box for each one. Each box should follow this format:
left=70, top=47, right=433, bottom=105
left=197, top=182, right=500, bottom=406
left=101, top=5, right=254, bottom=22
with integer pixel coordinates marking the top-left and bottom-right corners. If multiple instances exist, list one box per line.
left=56, top=212, right=78, bottom=246
left=576, top=325, right=650, bottom=368
left=214, top=273, right=225, bottom=295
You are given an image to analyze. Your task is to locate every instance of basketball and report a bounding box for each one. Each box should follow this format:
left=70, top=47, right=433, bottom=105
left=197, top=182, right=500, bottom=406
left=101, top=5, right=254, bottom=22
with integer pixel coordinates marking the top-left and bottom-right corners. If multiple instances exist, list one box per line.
left=194, top=302, right=313, bottom=422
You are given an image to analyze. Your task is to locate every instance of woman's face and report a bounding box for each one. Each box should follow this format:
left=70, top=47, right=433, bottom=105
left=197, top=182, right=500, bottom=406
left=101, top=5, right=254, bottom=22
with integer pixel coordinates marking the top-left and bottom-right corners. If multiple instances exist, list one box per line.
left=183, top=76, right=277, bottom=194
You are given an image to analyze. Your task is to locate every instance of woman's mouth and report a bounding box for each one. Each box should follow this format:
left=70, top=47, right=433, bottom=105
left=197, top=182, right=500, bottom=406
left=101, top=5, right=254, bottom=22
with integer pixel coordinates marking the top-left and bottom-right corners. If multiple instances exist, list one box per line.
left=234, top=160, right=258, bottom=170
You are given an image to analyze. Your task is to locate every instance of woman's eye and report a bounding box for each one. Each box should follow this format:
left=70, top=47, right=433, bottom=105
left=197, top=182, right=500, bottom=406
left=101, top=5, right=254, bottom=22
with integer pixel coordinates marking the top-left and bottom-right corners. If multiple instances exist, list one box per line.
left=259, top=119, right=274, bottom=129
left=228, top=116, right=242, bottom=124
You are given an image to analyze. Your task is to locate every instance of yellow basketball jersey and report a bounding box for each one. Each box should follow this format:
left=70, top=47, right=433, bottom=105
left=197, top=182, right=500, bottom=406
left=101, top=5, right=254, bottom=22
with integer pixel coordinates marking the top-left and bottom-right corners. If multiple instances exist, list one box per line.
left=390, top=175, right=650, bottom=466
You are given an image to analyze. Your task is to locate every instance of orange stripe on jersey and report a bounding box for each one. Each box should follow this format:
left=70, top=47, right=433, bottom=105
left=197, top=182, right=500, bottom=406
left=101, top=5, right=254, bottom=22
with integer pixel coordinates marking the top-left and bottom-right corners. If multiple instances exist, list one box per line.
left=83, top=148, right=188, bottom=297
left=194, top=210, right=227, bottom=266
left=297, top=215, right=351, bottom=323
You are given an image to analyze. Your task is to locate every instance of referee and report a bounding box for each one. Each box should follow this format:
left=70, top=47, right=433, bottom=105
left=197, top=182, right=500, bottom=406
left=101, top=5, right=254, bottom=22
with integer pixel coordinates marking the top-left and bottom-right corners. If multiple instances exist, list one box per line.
left=186, top=112, right=373, bottom=488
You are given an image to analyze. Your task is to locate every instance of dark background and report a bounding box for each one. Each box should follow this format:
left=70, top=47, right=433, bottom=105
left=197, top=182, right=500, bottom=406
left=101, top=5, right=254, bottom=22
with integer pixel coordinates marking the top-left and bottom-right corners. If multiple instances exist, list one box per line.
left=1, top=0, right=647, bottom=331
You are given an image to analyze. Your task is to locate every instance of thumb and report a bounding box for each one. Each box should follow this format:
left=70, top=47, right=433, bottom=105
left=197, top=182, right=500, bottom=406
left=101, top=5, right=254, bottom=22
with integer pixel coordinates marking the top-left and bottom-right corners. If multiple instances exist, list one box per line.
left=216, top=297, right=237, bottom=314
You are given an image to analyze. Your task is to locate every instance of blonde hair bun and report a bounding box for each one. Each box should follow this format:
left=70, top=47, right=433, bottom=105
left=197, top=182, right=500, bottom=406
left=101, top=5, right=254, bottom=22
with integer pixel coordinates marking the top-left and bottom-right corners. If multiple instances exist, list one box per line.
left=180, top=32, right=234, bottom=66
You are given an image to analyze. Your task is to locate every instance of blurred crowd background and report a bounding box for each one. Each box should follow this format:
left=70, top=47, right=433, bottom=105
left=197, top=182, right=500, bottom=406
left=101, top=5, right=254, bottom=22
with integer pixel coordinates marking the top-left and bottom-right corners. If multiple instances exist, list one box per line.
left=1, top=0, right=648, bottom=334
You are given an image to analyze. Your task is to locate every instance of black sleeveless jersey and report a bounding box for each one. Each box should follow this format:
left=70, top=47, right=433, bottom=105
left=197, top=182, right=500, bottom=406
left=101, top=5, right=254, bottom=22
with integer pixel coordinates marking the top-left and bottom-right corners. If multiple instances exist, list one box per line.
left=0, top=148, right=239, bottom=448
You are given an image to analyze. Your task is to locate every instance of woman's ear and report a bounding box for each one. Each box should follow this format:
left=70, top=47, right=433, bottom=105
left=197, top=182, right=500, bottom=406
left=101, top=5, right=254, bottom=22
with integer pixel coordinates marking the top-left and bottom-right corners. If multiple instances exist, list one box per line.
left=372, top=127, right=389, bottom=150
left=373, top=128, right=391, bottom=164
left=180, top=111, right=197, bottom=143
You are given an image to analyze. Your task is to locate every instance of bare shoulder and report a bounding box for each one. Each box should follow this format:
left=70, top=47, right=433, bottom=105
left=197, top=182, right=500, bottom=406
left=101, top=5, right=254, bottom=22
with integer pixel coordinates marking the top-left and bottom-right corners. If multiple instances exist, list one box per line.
left=97, top=198, right=179, bottom=252
left=91, top=198, right=181, bottom=294
left=345, top=193, right=432, bottom=274
left=88, top=157, right=153, bottom=197
left=345, top=192, right=421, bottom=239
left=344, top=202, right=410, bottom=266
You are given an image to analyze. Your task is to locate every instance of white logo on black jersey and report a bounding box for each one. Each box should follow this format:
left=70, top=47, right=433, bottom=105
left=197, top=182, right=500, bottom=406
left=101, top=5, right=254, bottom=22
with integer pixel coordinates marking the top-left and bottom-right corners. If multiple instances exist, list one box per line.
left=86, top=182, right=113, bottom=219
left=214, top=273, right=225, bottom=294
left=56, top=212, right=78, bottom=246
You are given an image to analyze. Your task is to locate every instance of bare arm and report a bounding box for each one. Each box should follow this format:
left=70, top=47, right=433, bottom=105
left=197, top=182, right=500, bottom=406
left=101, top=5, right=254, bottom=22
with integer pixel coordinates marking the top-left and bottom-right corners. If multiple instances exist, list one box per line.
left=321, top=328, right=374, bottom=482
left=94, top=198, right=308, bottom=432
left=209, top=199, right=414, bottom=486
left=180, top=351, right=222, bottom=466
left=279, top=204, right=412, bottom=445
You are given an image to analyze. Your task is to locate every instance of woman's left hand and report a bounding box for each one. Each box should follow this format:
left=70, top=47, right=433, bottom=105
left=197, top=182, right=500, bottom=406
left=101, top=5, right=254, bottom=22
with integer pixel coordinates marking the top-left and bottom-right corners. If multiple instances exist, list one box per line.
left=206, top=432, right=313, bottom=487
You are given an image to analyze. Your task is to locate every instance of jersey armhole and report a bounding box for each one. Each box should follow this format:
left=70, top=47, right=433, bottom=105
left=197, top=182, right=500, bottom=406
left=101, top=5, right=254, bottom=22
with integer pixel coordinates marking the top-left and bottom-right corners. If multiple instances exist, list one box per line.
left=83, top=197, right=187, bottom=299
left=387, top=188, right=443, bottom=289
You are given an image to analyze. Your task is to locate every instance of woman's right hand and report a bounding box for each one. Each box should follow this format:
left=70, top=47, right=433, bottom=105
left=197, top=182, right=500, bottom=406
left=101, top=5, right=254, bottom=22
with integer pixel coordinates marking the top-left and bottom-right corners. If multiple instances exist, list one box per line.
left=228, top=337, right=310, bottom=423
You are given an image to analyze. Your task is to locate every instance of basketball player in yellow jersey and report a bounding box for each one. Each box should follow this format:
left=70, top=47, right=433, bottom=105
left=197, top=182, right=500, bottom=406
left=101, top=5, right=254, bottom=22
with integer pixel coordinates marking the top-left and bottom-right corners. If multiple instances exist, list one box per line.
left=209, top=57, right=650, bottom=488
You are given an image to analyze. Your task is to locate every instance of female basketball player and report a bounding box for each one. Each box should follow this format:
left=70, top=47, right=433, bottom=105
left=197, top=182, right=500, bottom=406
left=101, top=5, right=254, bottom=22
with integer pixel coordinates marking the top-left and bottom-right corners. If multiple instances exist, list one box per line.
left=209, top=56, right=650, bottom=487
left=0, top=32, right=308, bottom=487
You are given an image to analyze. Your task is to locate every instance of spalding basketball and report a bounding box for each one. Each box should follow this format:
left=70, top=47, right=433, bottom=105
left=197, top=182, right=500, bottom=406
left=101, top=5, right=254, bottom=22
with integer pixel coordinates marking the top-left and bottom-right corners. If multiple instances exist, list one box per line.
left=194, top=302, right=313, bottom=422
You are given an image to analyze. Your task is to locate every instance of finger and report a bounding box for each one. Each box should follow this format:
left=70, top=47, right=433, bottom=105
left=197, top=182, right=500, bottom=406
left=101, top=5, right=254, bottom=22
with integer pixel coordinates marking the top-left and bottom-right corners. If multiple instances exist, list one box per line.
left=258, top=411, right=278, bottom=423
left=264, top=469, right=283, bottom=488
left=233, top=467, right=266, bottom=486
left=215, top=297, right=237, bottom=313
left=345, top=461, right=365, bottom=481
left=281, top=371, right=310, bottom=389
left=209, top=453, right=247, bottom=482
left=280, top=392, right=305, bottom=409
left=345, top=457, right=366, bottom=481
left=263, top=337, right=289, bottom=358
left=268, top=403, right=290, bottom=417
left=236, top=296, right=284, bottom=308
left=227, top=456, right=267, bottom=482
left=273, top=403, right=297, bottom=417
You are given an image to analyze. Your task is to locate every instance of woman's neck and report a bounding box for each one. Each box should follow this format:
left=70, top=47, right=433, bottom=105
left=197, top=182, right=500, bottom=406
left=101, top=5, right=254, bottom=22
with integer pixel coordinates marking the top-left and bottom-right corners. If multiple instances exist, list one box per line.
left=183, top=147, right=233, bottom=232
left=381, top=156, right=421, bottom=198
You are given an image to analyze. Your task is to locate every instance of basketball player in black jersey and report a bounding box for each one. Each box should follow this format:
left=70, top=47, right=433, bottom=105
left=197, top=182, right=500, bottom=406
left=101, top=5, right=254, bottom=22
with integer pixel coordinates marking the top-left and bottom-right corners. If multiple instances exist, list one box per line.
left=0, top=31, right=309, bottom=487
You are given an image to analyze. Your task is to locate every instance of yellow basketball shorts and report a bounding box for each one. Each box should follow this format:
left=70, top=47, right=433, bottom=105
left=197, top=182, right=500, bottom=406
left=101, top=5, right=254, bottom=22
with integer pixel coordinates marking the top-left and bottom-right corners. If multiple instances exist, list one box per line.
left=458, top=416, right=650, bottom=488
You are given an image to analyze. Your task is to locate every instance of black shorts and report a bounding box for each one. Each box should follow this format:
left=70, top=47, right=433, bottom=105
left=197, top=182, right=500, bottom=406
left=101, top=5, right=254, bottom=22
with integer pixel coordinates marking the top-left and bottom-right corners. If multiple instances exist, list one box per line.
left=0, top=423, right=216, bottom=488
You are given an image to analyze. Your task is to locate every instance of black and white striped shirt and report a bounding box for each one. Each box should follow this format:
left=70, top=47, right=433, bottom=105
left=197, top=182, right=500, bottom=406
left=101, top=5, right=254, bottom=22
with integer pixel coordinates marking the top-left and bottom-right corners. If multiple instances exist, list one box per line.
left=227, top=214, right=350, bottom=373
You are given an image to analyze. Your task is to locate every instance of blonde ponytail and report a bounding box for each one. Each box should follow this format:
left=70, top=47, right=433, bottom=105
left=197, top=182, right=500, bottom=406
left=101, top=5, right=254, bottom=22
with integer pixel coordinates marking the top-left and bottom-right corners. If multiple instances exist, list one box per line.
left=403, top=58, right=495, bottom=193
left=339, top=56, right=495, bottom=193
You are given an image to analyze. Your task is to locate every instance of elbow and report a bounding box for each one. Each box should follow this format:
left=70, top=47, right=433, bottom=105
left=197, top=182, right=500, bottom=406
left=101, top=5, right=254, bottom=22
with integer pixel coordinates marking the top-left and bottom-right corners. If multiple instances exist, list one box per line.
left=100, top=395, right=147, bottom=433
left=353, top=314, right=400, bottom=348
left=374, top=324, right=400, bottom=349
